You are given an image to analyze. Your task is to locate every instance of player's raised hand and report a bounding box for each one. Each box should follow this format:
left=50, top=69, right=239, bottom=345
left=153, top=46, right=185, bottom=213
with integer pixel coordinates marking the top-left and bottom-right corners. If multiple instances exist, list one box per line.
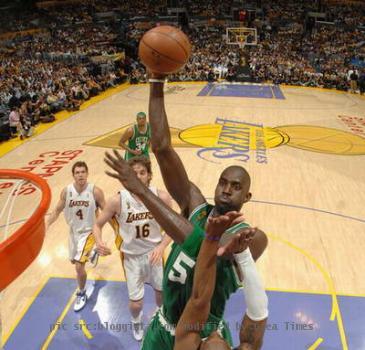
left=104, top=150, right=144, bottom=195
left=217, top=227, right=257, bottom=257
left=206, top=211, right=242, bottom=240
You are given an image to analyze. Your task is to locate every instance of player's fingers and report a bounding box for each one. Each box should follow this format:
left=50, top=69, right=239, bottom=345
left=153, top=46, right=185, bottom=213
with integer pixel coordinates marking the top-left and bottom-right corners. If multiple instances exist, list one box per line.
left=232, top=213, right=245, bottom=225
left=104, top=151, right=116, bottom=163
left=104, top=156, right=117, bottom=170
left=217, top=246, right=225, bottom=257
left=105, top=170, right=120, bottom=180
left=112, top=148, right=124, bottom=161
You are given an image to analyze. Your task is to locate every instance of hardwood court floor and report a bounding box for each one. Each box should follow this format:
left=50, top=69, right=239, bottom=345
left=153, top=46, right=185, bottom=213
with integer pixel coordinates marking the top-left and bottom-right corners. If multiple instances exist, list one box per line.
left=0, top=82, right=364, bottom=348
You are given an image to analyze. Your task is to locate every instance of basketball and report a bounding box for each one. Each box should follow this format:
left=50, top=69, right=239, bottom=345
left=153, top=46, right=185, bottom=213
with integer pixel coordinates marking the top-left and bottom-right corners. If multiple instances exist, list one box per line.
left=138, top=25, right=191, bottom=74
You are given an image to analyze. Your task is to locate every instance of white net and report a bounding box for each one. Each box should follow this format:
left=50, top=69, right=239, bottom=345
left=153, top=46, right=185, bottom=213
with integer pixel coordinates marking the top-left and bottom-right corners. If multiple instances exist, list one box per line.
left=0, top=178, right=41, bottom=244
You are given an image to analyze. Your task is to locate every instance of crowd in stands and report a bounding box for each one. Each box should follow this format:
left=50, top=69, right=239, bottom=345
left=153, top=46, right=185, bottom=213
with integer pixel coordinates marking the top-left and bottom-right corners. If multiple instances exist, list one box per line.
left=0, top=0, right=364, bottom=141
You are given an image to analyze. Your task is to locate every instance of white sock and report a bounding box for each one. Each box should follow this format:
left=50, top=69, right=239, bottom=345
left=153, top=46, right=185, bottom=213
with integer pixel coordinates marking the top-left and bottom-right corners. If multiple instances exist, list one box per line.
left=234, top=248, right=269, bottom=321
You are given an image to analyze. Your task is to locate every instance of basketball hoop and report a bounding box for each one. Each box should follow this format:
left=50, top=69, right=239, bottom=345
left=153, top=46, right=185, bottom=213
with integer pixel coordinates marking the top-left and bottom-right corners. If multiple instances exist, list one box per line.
left=236, top=34, right=246, bottom=49
left=0, top=170, right=51, bottom=291
left=226, top=27, right=257, bottom=48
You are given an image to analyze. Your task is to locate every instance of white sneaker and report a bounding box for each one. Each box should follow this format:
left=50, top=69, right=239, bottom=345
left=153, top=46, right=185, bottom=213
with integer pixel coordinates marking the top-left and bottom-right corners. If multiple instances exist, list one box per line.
left=132, top=321, right=144, bottom=341
left=89, top=249, right=99, bottom=267
left=74, top=291, right=87, bottom=312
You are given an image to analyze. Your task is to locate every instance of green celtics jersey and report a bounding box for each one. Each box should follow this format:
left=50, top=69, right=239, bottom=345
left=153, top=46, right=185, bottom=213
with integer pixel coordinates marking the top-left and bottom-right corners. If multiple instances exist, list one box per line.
left=162, top=203, right=249, bottom=331
left=125, top=123, right=151, bottom=160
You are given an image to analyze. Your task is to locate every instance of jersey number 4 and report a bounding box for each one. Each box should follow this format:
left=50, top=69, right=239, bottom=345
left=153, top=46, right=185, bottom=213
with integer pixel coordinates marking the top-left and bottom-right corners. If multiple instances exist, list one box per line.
left=76, top=209, right=83, bottom=220
left=168, top=252, right=195, bottom=284
left=136, top=223, right=150, bottom=239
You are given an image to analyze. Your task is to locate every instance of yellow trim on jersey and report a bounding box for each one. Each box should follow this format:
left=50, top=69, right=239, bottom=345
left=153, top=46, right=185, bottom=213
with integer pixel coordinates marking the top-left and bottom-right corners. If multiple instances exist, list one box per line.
left=78, top=233, right=95, bottom=263
left=119, top=251, right=127, bottom=280
left=110, top=216, right=123, bottom=250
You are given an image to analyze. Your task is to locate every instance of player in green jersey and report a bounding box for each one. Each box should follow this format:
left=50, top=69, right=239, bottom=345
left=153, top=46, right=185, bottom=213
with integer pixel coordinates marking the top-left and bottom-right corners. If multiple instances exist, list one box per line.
left=119, top=111, right=151, bottom=160
left=104, top=150, right=267, bottom=350
left=146, top=75, right=268, bottom=349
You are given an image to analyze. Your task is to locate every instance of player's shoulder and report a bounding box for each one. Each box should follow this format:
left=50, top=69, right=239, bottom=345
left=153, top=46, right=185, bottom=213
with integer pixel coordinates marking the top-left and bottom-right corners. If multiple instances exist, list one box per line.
left=92, top=184, right=104, bottom=195
left=226, top=221, right=250, bottom=234
left=188, top=202, right=213, bottom=221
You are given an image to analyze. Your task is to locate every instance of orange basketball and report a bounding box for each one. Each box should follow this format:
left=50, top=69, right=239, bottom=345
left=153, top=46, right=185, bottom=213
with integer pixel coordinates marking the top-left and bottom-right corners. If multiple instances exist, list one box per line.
left=138, top=25, right=191, bottom=74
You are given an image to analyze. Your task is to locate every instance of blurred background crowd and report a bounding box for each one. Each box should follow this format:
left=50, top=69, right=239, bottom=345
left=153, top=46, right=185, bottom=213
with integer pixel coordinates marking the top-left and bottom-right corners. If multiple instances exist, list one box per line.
left=1, top=0, right=364, bottom=141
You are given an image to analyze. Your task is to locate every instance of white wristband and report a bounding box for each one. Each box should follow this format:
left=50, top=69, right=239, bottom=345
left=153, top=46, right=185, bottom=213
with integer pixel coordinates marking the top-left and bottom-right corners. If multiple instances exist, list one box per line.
left=234, top=247, right=252, bottom=265
left=148, top=78, right=165, bottom=83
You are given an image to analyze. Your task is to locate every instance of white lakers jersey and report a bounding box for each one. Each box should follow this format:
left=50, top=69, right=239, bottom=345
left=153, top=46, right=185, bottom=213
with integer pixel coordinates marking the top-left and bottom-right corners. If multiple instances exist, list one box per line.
left=64, top=183, right=96, bottom=235
left=117, top=187, right=163, bottom=255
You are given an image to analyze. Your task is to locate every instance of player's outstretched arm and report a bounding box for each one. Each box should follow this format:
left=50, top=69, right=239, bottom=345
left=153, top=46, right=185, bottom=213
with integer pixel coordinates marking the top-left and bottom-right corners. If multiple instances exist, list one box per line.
left=235, top=247, right=268, bottom=350
left=93, top=195, right=119, bottom=256
left=104, top=149, right=193, bottom=243
left=174, top=212, right=242, bottom=350
left=149, top=80, right=205, bottom=215
left=46, top=188, right=66, bottom=230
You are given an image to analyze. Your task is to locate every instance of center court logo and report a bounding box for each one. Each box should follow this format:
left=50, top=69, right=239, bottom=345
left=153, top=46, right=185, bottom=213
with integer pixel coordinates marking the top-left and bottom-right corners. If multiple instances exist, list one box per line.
left=179, top=117, right=286, bottom=164
left=84, top=118, right=365, bottom=161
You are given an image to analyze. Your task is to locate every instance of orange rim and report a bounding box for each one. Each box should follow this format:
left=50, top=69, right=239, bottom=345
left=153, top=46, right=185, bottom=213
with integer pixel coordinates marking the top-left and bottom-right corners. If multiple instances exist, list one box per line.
left=0, top=170, right=51, bottom=291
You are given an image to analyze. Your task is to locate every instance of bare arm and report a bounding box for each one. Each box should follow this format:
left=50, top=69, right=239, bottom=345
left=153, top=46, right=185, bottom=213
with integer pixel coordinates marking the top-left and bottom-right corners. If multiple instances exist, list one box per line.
left=174, top=237, right=219, bottom=350
left=149, top=82, right=205, bottom=214
left=104, top=150, right=193, bottom=243
left=94, top=186, right=106, bottom=210
left=46, top=188, right=66, bottom=230
left=149, top=189, right=173, bottom=264
left=157, top=189, right=173, bottom=249
left=93, top=195, right=120, bottom=256
left=174, top=213, right=242, bottom=350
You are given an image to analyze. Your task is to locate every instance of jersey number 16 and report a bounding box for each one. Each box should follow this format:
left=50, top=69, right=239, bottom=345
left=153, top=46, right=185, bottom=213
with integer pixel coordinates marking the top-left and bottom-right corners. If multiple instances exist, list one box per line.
left=136, top=223, right=150, bottom=238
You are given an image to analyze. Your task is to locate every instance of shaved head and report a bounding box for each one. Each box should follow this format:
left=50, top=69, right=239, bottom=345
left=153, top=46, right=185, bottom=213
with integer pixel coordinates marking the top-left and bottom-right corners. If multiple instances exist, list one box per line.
left=214, top=165, right=252, bottom=214
left=221, top=166, right=251, bottom=191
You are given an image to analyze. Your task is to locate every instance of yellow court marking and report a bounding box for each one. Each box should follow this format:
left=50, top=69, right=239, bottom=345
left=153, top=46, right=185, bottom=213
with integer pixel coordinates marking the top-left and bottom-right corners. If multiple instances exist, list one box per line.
left=267, top=233, right=348, bottom=350
left=41, top=290, right=76, bottom=350
left=179, top=123, right=285, bottom=149
left=275, top=125, right=365, bottom=155
left=2, top=276, right=50, bottom=346
left=79, top=319, right=94, bottom=339
left=308, top=337, right=324, bottom=350
left=0, top=83, right=131, bottom=158
left=265, top=286, right=365, bottom=298
left=85, top=125, right=192, bottom=149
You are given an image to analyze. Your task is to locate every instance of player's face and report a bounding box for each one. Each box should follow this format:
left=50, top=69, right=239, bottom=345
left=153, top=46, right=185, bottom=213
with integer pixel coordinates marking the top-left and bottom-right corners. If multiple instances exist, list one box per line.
left=137, top=116, right=146, bottom=128
left=131, top=163, right=151, bottom=186
left=214, top=168, right=251, bottom=214
left=73, top=166, right=88, bottom=186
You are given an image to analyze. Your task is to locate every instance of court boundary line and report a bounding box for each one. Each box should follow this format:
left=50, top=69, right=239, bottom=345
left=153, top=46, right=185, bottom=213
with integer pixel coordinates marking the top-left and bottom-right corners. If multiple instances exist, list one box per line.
left=40, top=288, right=77, bottom=350
left=267, top=232, right=348, bottom=350
left=4, top=275, right=364, bottom=347
left=2, top=276, right=50, bottom=346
